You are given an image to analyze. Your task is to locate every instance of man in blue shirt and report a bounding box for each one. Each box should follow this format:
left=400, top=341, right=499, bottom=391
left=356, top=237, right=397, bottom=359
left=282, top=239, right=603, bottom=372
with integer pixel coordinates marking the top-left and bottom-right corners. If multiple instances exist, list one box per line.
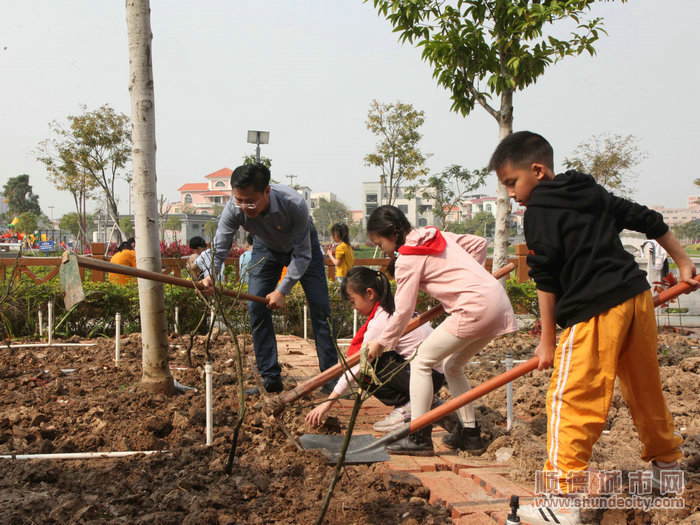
left=200, top=163, right=337, bottom=394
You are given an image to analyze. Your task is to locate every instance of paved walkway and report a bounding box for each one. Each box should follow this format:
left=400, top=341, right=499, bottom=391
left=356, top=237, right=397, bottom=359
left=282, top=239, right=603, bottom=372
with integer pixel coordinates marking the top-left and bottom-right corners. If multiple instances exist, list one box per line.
left=275, top=335, right=535, bottom=524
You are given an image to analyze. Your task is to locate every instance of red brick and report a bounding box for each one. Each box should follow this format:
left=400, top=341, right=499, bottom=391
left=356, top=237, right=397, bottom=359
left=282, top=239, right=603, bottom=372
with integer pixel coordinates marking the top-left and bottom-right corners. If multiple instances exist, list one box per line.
left=384, top=455, right=422, bottom=472
left=452, top=512, right=495, bottom=524
left=459, top=470, right=534, bottom=499
left=414, top=471, right=492, bottom=506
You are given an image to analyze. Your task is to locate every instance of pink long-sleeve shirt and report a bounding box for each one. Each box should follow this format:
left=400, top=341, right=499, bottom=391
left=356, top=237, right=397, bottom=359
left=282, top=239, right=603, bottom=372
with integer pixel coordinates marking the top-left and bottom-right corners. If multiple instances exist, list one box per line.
left=375, top=229, right=516, bottom=351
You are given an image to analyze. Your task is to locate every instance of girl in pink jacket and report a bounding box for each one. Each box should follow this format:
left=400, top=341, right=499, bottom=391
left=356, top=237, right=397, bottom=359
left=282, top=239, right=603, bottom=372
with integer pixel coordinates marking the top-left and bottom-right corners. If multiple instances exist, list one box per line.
left=366, top=205, right=516, bottom=456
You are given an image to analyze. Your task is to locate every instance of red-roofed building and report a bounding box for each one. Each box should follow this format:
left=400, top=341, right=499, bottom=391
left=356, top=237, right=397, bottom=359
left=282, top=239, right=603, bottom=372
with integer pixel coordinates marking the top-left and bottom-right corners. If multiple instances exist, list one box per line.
left=172, top=168, right=233, bottom=215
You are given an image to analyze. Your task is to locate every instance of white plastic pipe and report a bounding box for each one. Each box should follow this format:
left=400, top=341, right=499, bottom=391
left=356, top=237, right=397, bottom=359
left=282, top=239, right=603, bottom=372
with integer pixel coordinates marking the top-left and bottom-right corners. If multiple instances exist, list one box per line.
left=38, top=310, right=43, bottom=337
left=174, top=306, right=179, bottom=335
left=303, top=304, right=309, bottom=340
left=0, top=450, right=164, bottom=460
left=506, top=354, right=514, bottom=431
left=205, top=362, right=213, bottom=445
left=115, top=312, right=121, bottom=366
left=0, top=343, right=97, bottom=349
left=353, top=309, right=358, bottom=335
left=47, top=301, right=53, bottom=346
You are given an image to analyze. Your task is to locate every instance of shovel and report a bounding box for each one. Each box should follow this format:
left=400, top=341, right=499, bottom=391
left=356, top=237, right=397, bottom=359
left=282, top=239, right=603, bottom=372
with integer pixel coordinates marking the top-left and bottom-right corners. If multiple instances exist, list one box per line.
left=273, top=262, right=517, bottom=414
left=300, top=280, right=693, bottom=464
left=59, top=251, right=268, bottom=309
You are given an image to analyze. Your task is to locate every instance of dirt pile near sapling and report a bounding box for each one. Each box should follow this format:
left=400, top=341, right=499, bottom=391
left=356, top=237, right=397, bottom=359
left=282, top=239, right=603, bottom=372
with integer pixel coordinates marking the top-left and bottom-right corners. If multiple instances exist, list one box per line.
left=0, top=333, right=452, bottom=524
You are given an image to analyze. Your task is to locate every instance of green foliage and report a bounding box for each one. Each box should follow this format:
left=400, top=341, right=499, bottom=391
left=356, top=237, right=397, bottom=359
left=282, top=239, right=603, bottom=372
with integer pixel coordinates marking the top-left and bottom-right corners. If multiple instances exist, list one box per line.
left=36, top=104, right=132, bottom=236
left=672, top=221, right=700, bottom=245
left=312, top=198, right=351, bottom=241
left=242, top=154, right=272, bottom=168
left=2, top=175, right=41, bottom=221
left=505, top=278, right=539, bottom=318
left=15, top=212, right=38, bottom=235
left=119, top=216, right=134, bottom=237
left=564, top=133, right=647, bottom=194
left=369, top=0, right=614, bottom=119
left=163, top=215, right=182, bottom=233
left=463, top=210, right=495, bottom=236
left=203, top=220, right=218, bottom=241
left=406, top=164, right=487, bottom=229
left=364, top=100, right=429, bottom=205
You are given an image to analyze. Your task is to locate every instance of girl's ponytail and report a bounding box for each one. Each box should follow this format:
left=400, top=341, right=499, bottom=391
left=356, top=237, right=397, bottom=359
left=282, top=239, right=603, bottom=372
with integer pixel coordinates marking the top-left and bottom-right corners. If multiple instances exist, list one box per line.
left=341, top=266, right=395, bottom=315
left=330, top=222, right=350, bottom=244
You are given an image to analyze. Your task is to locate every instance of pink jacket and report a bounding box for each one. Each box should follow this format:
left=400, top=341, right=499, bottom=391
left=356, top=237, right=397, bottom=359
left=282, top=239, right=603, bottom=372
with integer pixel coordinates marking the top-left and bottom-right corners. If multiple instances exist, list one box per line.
left=375, top=229, right=516, bottom=350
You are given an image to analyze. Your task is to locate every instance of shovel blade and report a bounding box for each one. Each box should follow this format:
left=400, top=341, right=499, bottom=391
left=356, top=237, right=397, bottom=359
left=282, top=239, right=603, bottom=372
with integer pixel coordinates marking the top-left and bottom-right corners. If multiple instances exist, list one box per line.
left=299, top=433, right=391, bottom=464
left=59, top=252, right=85, bottom=310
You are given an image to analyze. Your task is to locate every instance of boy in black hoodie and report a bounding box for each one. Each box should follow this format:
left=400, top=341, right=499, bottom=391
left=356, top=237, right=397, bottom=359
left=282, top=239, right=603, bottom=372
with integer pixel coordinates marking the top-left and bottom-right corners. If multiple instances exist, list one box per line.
left=489, top=131, right=698, bottom=525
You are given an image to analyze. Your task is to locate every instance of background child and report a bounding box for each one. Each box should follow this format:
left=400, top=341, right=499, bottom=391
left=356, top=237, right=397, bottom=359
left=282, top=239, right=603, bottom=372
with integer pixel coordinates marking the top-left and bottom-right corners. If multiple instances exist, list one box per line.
left=109, top=237, right=136, bottom=284
left=366, top=206, right=516, bottom=456
left=238, top=233, right=254, bottom=284
left=490, top=130, right=699, bottom=525
left=305, top=266, right=457, bottom=433
left=187, top=236, right=225, bottom=282
left=326, top=222, right=354, bottom=282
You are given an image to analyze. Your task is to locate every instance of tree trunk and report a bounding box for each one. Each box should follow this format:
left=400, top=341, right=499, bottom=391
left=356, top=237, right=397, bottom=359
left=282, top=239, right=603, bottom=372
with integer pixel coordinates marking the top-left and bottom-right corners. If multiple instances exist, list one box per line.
left=493, top=91, right=513, bottom=281
left=126, top=0, right=174, bottom=395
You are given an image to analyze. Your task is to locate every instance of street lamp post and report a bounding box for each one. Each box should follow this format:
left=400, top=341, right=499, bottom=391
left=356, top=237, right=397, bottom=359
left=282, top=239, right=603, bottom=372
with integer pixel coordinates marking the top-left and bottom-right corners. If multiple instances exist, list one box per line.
left=247, top=130, right=270, bottom=163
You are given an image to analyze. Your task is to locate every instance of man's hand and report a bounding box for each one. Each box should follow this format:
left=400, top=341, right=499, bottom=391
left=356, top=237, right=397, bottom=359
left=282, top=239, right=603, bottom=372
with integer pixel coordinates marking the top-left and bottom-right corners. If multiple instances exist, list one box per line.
left=199, top=275, right=214, bottom=294
left=267, top=290, right=286, bottom=310
left=534, top=340, right=556, bottom=371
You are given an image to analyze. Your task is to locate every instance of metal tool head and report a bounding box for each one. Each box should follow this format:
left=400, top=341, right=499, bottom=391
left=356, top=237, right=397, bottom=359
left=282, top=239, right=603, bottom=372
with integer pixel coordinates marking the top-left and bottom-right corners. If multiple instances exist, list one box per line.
left=59, top=251, right=85, bottom=310
left=299, top=433, right=391, bottom=464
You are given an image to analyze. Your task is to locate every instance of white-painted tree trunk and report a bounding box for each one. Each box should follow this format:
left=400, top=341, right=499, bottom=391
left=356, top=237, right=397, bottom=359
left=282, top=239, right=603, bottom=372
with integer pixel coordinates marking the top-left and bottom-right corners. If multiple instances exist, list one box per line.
left=126, top=0, right=174, bottom=395
left=492, top=92, right=513, bottom=283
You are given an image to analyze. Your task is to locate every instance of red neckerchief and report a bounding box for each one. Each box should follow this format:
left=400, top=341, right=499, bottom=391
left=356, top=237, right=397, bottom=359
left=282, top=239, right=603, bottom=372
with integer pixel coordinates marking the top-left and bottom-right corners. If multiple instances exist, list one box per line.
left=397, top=227, right=446, bottom=255
left=347, top=302, right=380, bottom=356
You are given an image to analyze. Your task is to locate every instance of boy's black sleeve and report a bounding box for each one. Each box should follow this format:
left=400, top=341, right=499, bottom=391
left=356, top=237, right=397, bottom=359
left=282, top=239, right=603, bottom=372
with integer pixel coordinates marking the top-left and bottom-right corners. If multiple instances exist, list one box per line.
left=524, top=208, right=563, bottom=295
left=607, top=188, right=669, bottom=239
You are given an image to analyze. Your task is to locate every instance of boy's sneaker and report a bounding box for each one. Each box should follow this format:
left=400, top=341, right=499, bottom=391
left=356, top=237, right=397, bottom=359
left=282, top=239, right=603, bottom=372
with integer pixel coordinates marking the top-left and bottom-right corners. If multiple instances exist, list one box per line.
left=517, top=501, right=581, bottom=525
left=651, top=460, right=681, bottom=492
left=373, top=402, right=411, bottom=432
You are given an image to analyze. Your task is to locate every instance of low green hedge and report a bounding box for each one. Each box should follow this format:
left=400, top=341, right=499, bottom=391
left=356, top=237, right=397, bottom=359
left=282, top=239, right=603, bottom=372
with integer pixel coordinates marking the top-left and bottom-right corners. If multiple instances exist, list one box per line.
left=0, top=276, right=532, bottom=340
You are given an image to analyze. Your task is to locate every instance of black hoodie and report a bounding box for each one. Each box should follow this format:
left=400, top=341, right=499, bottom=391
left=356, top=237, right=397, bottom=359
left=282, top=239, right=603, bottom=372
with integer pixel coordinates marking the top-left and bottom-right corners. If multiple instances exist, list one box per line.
left=524, top=170, right=668, bottom=328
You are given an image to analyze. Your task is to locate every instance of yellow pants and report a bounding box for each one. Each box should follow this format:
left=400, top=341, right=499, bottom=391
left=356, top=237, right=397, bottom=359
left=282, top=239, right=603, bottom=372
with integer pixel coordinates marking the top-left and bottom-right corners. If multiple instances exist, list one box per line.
left=543, top=290, right=682, bottom=493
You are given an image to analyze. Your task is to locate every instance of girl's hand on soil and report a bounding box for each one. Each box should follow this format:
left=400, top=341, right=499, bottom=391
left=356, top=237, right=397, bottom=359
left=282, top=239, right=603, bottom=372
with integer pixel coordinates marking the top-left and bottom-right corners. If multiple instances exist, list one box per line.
left=367, top=341, right=384, bottom=360
left=534, top=341, right=556, bottom=370
left=306, top=401, right=333, bottom=427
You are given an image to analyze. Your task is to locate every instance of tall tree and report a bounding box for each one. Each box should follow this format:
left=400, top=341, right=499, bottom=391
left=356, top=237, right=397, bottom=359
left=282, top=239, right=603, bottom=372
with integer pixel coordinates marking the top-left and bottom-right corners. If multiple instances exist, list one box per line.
left=37, top=104, right=131, bottom=243
left=464, top=210, right=495, bottom=237
left=564, top=133, right=646, bottom=195
left=242, top=154, right=272, bottom=169
left=364, top=100, right=429, bottom=205
left=2, top=175, right=41, bottom=221
left=370, top=0, right=618, bottom=274
left=312, top=198, right=351, bottom=241
left=15, top=212, right=38, bottom=236
left=127, top=0, right=174, bottom=395
left=407, top=164, right=487, bottom=229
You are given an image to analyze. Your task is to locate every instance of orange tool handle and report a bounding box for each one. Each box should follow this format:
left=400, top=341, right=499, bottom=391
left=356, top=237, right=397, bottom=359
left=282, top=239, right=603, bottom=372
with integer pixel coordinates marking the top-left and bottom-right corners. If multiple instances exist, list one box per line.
left=72, top=254, right=268, bottom=305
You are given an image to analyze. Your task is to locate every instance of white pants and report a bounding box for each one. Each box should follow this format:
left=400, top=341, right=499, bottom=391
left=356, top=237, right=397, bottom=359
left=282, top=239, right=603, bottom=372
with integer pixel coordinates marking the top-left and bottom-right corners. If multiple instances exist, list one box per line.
left=410, top=323, right=492, bottom=425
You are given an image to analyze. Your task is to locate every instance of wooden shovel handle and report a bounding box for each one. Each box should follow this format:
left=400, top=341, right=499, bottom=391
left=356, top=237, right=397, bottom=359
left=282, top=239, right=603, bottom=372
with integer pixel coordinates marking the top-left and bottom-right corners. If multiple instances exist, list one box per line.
left=72, top=254, right=268, bottom=305
left=274, top=262, right=516, bottom=410
left=407, top=278, right=693, bottom=432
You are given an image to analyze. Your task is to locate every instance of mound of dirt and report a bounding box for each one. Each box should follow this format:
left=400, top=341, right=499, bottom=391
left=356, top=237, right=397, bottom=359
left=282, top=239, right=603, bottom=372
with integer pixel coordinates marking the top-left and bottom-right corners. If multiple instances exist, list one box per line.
left=0, top=334, right=451, bottom=524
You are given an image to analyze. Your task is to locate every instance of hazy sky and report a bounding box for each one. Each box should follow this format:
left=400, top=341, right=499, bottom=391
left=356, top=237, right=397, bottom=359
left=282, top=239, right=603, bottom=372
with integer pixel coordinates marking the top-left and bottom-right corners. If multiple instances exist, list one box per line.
left=2, top=0, right=699, bottom=220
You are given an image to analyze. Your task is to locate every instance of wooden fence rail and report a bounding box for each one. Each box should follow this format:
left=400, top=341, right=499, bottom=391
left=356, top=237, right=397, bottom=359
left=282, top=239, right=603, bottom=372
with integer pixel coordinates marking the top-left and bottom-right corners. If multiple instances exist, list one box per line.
left=0, top=244, right=530, bottom=285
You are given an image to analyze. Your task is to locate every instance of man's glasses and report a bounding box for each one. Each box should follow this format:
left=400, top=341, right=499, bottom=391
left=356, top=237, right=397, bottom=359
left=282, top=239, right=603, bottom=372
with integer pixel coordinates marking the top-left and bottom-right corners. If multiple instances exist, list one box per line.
left=232, top=199, right=259, bottom=209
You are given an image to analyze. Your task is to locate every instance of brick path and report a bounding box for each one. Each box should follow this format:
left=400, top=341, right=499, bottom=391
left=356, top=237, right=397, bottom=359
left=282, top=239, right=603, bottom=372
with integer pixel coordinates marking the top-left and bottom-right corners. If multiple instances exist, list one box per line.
left=274, top=335, right=535, bottom=524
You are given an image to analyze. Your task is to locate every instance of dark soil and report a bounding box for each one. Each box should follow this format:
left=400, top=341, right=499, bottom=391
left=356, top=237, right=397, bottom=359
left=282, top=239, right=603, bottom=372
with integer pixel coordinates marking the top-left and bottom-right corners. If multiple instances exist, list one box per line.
left=0, top=332, right=450, bottom=524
